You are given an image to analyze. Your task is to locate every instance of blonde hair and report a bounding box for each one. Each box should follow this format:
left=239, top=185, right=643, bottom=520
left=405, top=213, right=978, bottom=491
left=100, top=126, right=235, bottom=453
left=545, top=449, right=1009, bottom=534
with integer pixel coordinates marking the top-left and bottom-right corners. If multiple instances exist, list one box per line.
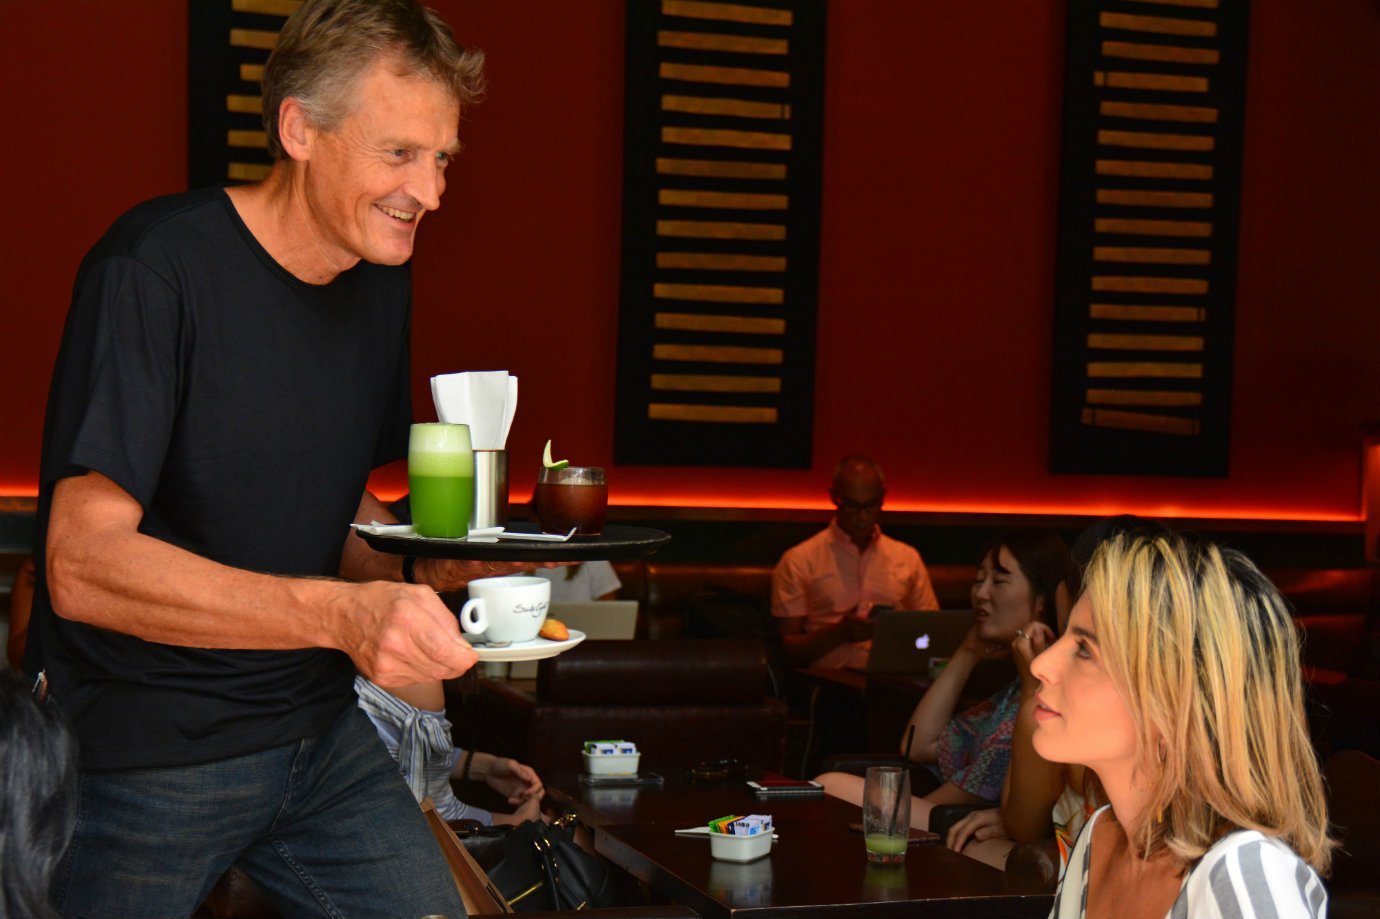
left=1083, top=534, right=1335, bottom=874
left=262, top=0, right=486, bottom=160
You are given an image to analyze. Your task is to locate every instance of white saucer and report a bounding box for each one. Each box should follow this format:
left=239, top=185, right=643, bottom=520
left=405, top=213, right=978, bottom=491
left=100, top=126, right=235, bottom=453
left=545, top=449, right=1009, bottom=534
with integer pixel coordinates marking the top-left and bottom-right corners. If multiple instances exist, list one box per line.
left=467, top=629, right=586, bottom=662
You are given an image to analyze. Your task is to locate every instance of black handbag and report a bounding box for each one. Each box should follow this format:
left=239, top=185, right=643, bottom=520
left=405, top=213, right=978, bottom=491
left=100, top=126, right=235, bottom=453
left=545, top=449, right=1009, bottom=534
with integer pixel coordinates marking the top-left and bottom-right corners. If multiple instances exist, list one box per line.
left=487, top=815, right=617, bottom=911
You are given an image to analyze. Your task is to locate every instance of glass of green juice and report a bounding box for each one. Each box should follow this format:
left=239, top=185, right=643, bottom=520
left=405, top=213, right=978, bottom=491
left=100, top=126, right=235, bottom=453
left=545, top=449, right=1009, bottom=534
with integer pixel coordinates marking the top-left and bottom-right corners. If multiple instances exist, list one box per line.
left=409, top=423, right=474, bottom=539
left=863, top=766, right=910, bottom=864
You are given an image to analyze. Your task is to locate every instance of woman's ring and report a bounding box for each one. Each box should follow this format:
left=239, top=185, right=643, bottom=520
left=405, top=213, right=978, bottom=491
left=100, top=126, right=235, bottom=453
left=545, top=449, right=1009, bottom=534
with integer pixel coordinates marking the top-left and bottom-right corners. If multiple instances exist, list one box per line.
left=485, top=563, right=497, bottom=572
left=1016, top=628, right=1026, bottom=639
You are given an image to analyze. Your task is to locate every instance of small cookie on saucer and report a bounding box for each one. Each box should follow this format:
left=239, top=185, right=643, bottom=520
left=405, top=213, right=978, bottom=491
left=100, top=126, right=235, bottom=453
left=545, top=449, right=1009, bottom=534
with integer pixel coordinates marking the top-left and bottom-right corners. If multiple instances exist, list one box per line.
left=538, top=618, right=569, bottom=641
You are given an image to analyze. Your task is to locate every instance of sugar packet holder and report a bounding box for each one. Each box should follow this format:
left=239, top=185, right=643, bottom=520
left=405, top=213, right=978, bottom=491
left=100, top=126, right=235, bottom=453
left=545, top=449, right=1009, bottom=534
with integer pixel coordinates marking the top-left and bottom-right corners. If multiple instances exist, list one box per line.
left=584, top=740, right=638, bottom=755
left=708, top=814, right=774, bottom=837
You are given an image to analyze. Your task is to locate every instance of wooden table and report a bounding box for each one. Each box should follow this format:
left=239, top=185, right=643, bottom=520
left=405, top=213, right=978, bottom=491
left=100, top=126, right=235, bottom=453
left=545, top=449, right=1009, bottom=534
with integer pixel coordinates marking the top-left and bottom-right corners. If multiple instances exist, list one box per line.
left=548, top=774, right=1052, bottom=919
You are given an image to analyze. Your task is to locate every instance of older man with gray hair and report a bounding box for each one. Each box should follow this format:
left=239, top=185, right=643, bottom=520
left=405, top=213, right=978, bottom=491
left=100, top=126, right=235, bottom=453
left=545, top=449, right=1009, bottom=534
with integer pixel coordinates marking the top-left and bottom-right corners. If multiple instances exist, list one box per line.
left=29, top=2, right=498, bottom=914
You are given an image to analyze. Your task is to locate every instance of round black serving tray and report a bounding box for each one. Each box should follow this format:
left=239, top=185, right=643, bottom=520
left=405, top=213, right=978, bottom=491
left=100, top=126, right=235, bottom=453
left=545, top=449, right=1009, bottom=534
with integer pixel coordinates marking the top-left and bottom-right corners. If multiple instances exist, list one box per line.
left=355, top=522, right=671, bottom=562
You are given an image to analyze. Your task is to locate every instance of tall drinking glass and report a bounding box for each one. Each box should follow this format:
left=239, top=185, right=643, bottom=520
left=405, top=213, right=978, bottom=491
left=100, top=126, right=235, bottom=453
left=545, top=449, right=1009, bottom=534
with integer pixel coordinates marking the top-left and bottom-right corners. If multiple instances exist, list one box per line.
left=535, top=466, right=607, bottom=536
left=409, top=423, right=474, bottom=538
left=863, top=766, right=911, bottom=864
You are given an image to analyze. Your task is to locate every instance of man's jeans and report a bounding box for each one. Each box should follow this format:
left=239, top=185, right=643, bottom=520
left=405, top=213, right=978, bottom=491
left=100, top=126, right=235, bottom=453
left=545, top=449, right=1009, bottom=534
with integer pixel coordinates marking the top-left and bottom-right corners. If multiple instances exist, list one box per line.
left=52, top=705, right=465, bottom=919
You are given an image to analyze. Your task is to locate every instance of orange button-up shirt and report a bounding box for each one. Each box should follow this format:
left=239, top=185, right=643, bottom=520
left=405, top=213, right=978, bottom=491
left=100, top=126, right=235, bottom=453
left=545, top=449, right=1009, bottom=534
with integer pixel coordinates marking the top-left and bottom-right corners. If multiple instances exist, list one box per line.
left=771, top=520, right=939, bottom=667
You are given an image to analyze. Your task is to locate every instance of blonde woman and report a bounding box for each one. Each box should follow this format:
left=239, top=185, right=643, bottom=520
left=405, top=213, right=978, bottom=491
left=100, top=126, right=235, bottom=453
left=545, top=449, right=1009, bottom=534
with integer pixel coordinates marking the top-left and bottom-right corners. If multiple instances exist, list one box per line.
left=1030, top=534, right=1333, bottom=918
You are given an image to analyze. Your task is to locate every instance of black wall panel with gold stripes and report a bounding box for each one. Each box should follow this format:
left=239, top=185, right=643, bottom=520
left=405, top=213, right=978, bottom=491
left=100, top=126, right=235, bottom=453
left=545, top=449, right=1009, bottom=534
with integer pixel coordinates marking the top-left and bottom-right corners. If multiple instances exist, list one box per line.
left=614, top=0, right=826, bottom=468
left=188, top=0, right=299, bottom=189
left=1049, top=0, right=1250, bottom=477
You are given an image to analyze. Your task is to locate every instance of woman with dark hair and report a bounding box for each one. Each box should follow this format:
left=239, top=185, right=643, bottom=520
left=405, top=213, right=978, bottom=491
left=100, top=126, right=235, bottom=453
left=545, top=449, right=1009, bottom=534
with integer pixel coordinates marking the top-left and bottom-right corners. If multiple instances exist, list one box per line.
left=1, top=668, right=78, bottom=919
left=817, top=529, right=1075, bottom=830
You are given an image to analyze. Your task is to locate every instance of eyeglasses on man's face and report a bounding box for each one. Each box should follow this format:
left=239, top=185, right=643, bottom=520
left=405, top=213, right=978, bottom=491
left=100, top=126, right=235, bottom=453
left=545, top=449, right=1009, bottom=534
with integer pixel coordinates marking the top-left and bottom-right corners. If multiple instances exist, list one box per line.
left=834, top=496, right=883, bottom=514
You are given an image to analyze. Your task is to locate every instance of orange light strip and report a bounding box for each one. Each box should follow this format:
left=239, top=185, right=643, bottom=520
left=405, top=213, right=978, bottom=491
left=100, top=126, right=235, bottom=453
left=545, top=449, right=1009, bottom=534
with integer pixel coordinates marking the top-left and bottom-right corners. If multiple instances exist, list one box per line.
left=1, top=485, right=1359, bottom=525
left=602, top=494, right=1361, bottom=523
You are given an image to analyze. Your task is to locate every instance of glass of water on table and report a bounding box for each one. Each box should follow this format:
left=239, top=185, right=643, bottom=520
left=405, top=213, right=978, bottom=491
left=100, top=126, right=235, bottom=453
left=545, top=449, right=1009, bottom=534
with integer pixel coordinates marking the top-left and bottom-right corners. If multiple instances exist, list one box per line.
left=863, top=766, right=911, bottom=864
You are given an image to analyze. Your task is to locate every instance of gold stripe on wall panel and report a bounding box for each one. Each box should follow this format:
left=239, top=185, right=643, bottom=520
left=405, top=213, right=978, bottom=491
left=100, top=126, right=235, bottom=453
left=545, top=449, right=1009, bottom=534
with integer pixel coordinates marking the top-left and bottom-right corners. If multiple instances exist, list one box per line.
left=657, top=252, right=787, bottom=271
left=1101, top=41, right=1220, bottom=64
left=1087, top=389, right=1204, bottom=407
left=662, top=126, right=793, bottom=151
left=232, top=0, right=300, bottom=14
left=1087, top=333, right=1205, bottom=351
left=229, top=28, right=278, bottom=50
left=1094, top=71, right=1209, bottom=92
left=239, top=64, right=265, bottom=82
left=652, top=374, right=783, bottom=393
left=1095, top=217, right=1212, bottom=236
left=654, top=283, right=784, bottom=304
left=228, top=162, right=272, bottom=181
left=1088, top=361, right=1203, bottom=378
left=655, top=312, right=786, bottom=334
left=658, top=30, right=789, bottom=55
left=1098, top=129, right=1215, bottom=152
left=659, top=62, right=791, bottom=87
left=227, top=130, right=267, bottom=148
left=1125, top=0, right=1219, bottom=8
left=1082, top=407, right=1201, bottom=435
left=661, top=1, right=794, bottom=26
left=662, top=95, right=791, bottom=120
left=1097, top=189, right=1214, bottom=208
left=660, top=189, right=789, bottom=210
left=226, top=94, right=263, bottom=114
left=657, top=220, right=787, bottom=240
left=653, top=344, right=783, bottom=364
left=1096, top=160, right=1213, bottom=180
left=1090, top=303, right=1207, bottom=322
left=1093, top=246, right=1211, bottom=265
left=1100, top=101, right=1219, bottom=123
left=649, top=403, right=779, bottom=423
left=1099, top=12, right=1218, bottom=37
left=657, top=158, right=787, bottom=180
left=1092, top=276, right=1209, bottom=294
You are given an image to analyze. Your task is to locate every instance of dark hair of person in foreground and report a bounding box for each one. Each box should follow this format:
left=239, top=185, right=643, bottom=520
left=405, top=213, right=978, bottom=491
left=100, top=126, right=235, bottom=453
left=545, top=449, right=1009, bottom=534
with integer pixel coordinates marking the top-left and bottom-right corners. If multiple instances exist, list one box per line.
left=0, top=667, right=78, bottom=919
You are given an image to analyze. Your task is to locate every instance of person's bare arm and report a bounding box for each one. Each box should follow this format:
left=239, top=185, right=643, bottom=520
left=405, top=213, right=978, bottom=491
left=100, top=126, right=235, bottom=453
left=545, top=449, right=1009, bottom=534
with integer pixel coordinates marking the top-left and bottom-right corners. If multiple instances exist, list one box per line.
left=902, top=625, right=1009, bottom=763
left=776, top=614, right=869, bottom=668
left=46, top=471, right=477, bottom=686
left=340, top=490, right=524, bottom=589
left=1000, top=623, right=1065, bottom=842
left=902, top=648, right=978, bottom=763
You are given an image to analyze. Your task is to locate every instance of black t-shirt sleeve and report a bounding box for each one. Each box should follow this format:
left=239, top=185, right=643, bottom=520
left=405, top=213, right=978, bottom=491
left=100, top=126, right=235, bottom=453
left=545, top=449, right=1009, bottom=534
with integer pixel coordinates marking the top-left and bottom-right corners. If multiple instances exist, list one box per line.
left=44, top=255, right=183, bottom=509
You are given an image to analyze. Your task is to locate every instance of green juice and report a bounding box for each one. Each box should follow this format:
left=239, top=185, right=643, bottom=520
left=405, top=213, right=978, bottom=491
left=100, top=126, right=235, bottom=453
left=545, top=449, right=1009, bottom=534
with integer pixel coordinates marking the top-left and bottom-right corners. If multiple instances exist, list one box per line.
left=409, top=446, right=475, bottom=538
left=864, top=834, right=907, bottom=863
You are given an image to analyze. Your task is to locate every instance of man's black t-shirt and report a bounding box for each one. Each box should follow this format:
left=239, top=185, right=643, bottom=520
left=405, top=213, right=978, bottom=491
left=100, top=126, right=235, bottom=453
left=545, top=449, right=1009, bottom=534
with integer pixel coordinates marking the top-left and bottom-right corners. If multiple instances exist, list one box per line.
left=29, top=187, right=413, bottom=770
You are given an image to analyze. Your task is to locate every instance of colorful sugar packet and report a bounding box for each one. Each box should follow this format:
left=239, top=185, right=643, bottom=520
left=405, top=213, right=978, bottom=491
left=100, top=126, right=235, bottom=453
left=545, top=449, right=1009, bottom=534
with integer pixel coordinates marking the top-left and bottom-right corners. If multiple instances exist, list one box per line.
left=708, top=814, right=774, bottom=837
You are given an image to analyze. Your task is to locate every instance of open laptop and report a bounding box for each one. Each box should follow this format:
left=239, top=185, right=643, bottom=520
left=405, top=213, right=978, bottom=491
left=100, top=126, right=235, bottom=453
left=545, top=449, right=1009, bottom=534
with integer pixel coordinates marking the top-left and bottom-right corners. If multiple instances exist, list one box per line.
left=862, top=609, right=975, bottom=675
left=507, top=600, right=640, bottom=679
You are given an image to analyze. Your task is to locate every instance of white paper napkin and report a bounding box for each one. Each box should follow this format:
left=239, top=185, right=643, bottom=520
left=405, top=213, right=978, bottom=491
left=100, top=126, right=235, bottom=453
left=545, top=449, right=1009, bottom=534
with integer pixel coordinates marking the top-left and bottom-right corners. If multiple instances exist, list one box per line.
left=430, top=371, right=518, bottom=450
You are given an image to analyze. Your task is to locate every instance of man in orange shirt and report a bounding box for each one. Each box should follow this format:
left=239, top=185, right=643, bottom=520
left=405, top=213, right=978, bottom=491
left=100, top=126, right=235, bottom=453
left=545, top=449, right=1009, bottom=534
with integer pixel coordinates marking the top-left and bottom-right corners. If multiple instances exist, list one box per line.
left=772, top=456, right=938, bottom=668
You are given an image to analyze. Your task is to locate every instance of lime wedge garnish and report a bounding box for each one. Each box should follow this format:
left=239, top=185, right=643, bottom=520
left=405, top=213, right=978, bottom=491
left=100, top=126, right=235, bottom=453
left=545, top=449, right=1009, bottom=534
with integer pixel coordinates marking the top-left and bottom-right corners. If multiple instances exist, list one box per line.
left=542, top=439, right=570, bottom=470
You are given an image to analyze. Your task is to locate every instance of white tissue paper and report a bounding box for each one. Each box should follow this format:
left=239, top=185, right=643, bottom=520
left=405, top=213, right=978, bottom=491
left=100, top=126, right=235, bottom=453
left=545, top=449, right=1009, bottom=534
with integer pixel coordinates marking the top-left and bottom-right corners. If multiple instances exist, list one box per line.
left=430, top=371, right=518, bottom=450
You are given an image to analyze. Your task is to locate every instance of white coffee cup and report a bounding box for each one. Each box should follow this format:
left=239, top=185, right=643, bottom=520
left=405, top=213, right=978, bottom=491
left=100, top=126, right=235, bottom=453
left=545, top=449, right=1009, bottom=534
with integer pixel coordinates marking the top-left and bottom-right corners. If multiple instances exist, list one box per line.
left=459, top=576, right=551, bottom=644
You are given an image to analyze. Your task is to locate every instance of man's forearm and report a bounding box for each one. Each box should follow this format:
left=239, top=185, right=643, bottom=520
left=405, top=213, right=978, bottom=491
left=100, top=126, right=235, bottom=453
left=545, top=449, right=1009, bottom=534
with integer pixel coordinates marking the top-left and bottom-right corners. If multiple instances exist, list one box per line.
left=49, top=512, right=348, bottom=651
left=47, top=472, right=479, bottom=686
left=781, top=621, right=849, bottom=667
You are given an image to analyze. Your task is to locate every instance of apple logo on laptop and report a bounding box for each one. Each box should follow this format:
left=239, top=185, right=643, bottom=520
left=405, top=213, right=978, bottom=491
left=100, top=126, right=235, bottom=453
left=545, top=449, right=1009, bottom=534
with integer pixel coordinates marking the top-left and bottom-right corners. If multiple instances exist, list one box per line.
left=915, top=634, right=931, bottom=650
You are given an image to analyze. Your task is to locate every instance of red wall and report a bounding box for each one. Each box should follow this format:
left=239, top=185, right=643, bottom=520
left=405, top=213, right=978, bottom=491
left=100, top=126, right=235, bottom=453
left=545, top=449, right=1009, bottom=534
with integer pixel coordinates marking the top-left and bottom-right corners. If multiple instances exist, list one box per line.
left=1, top=0, right=1376, bottom=522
